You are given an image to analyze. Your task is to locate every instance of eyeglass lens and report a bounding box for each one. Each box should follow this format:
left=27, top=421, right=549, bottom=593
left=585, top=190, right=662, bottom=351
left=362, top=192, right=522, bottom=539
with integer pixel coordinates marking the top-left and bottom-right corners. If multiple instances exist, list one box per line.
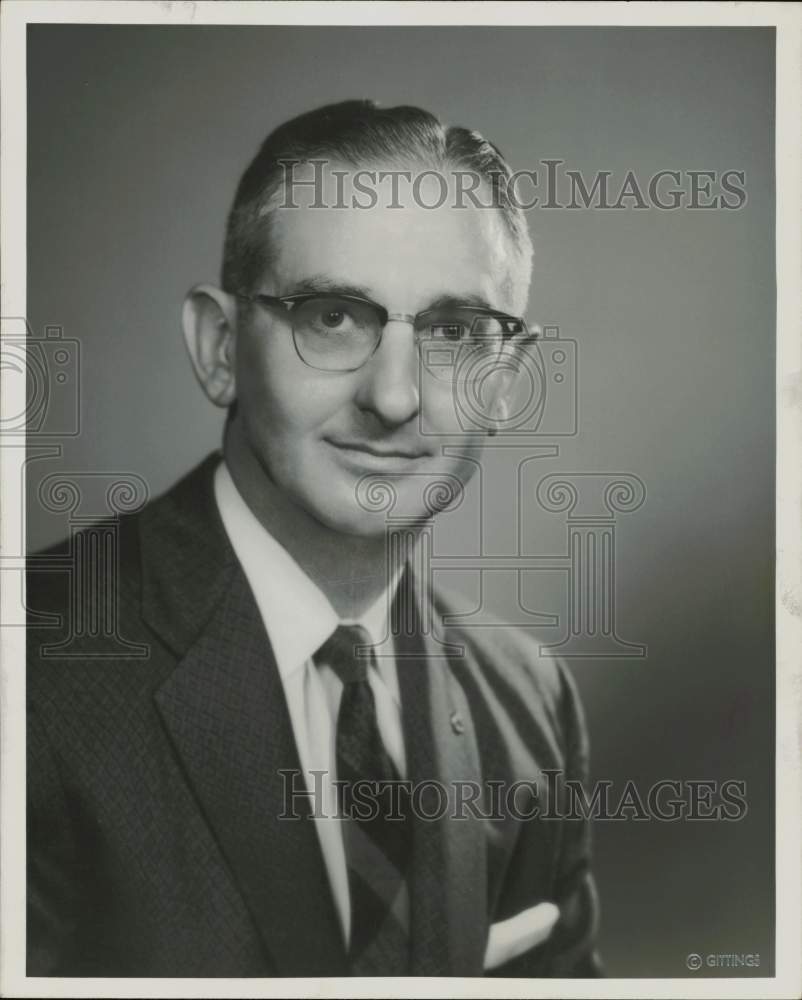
left=291, top=295, right=521, bottom=379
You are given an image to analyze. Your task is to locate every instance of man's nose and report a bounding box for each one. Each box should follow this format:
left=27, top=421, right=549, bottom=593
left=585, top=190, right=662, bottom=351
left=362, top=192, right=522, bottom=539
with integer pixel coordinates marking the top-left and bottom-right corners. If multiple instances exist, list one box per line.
left=353, top=319, right=420, bottom=427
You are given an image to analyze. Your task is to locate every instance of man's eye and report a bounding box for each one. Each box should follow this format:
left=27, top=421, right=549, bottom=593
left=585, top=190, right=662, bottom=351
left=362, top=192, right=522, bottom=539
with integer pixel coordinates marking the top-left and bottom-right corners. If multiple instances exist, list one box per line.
left=432, top=323, right=467, bottom=341
left=321, top=310, right=346, bottom=328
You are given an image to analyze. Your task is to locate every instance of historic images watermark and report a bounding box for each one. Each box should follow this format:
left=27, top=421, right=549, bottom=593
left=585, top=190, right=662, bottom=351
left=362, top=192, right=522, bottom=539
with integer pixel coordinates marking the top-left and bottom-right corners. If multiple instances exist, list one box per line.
left=353, top=464, right=648, bottom=661
left=278, top=769, right=749, bottom=823
left=2, top=316, right=151, bottom=652
left=7, top=314, right=649, bottom=662
left=277, top=159, right=748, bottom=212
left=2, top=318, right=81, bottom=439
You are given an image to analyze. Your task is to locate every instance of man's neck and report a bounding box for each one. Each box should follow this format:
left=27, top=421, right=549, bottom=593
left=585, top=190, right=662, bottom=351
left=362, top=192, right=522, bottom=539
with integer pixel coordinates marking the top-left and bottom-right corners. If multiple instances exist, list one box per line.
left=223, top=431, right=407, bottom=620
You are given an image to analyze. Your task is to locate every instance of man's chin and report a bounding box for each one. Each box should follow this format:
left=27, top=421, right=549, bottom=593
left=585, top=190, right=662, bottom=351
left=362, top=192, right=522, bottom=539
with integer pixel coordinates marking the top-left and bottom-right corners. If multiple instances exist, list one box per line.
left=300, top=486, right=434, bottom=538
left=310, top=504, right=426, bottom=538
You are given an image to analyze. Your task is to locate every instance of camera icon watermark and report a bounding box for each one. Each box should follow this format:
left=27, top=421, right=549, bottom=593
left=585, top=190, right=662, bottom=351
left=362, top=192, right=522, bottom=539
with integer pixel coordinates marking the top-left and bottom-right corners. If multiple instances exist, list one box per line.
left=1, top=317, right=81, bottom=437
left=418, top=324, right=577, bottom=438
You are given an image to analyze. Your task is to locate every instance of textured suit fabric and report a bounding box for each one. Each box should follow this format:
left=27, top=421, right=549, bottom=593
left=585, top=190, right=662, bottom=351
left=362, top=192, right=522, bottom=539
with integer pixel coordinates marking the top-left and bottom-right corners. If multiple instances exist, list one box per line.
left=27, top=452, right=603, bottom=978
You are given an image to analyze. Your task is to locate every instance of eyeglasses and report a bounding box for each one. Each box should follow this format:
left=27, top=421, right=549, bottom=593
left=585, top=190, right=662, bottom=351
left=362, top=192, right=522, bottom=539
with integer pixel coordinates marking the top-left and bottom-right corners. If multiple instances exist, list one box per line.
left=233, top=291, right=535, bottom=382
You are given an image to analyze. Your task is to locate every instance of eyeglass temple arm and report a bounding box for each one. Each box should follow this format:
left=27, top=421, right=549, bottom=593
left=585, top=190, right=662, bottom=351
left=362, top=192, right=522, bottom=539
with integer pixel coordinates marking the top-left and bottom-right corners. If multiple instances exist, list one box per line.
left=234, top=292, right=287, bottom=308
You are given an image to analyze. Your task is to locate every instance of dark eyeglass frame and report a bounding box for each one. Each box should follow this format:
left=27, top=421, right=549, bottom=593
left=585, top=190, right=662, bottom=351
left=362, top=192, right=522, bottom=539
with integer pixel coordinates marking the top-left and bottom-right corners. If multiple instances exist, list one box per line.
left=232, top=290, right=535, bottom=372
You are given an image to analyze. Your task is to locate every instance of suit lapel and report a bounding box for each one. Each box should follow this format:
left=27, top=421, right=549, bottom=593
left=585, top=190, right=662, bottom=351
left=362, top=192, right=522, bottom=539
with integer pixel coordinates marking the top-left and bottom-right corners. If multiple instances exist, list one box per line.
left=395, top=574, right=488, bottom=977
left=432, top=589, right=564, bottom=924
left=143, top=456, right=348, bottom=975
left=398, top=575, right=563, bottom=969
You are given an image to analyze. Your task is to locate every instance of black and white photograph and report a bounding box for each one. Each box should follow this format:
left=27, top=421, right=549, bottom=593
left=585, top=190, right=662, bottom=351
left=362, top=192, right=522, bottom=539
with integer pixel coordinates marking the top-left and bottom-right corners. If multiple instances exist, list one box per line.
left=1, top=2, right=800, bottom=997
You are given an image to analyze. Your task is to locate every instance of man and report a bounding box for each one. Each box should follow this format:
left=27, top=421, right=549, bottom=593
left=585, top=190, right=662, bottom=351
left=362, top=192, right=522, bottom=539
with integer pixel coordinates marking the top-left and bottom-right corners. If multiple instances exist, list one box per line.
left=27, top=100, right=602, bottom=978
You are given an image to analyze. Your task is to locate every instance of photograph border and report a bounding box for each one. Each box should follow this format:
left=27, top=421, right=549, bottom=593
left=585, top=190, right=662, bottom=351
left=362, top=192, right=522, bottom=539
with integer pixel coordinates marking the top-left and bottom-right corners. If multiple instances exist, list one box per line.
left=1, top=3, right=799, bottom=998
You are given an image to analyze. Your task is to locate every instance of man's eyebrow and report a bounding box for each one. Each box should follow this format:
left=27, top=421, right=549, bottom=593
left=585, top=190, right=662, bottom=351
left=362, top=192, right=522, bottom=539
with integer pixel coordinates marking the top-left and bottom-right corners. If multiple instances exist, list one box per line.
left=423, top=293, right=496, bottom=312
left=282, top=279, right=499, bottom=314
left=284, top=275, right=375, bottom=299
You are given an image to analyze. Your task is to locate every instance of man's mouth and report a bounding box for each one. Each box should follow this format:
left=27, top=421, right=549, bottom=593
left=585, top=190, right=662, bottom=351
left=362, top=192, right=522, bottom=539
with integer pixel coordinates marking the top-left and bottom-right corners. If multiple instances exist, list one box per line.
left=325, top=439, right=430, bottom=467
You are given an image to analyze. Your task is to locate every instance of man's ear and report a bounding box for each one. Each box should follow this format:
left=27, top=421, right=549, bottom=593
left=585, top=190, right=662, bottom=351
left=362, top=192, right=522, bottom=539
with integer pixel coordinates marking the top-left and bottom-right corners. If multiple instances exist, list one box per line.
left=182, top=284, right=238, bottom=407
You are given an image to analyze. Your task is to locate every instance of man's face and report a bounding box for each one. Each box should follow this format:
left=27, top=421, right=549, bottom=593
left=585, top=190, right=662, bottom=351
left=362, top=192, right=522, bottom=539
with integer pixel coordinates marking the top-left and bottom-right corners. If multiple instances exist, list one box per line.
left=229, top=163, right=521, bottom=535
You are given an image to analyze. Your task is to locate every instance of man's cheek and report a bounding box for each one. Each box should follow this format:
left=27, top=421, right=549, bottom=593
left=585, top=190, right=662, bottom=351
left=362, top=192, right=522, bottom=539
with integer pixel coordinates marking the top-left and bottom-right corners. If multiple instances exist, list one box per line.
left=249, top=378, right=327, bottom=432
left=419, top=388, right=463, bottom=436
left=423, top=391, right=497, bottom=439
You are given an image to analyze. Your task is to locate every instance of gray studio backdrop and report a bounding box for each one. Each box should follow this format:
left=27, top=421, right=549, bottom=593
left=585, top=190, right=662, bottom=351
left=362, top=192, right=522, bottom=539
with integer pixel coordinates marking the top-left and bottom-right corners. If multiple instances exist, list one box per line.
left=26, top=26, right=775, bottom=977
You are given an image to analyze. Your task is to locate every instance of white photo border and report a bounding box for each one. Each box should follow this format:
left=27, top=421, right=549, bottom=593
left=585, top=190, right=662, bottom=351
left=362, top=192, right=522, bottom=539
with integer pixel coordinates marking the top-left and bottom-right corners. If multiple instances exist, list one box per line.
left=1, top=3, right=799, bottom=998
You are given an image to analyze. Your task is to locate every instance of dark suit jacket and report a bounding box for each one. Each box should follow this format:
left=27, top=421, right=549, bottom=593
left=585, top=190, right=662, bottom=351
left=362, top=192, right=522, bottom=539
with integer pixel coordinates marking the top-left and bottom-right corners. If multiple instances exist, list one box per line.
left=27, top=454, right=602, bottom=978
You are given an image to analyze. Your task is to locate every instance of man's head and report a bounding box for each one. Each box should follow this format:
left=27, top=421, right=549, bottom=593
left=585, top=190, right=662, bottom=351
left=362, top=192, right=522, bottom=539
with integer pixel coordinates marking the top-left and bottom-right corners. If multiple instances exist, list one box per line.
left=183, top=100, right=534, bottom=536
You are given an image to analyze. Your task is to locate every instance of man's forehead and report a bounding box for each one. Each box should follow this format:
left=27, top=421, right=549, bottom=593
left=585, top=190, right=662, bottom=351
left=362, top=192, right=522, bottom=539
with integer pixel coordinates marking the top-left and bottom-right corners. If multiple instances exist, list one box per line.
left=265, top=159, right=512, bottom=307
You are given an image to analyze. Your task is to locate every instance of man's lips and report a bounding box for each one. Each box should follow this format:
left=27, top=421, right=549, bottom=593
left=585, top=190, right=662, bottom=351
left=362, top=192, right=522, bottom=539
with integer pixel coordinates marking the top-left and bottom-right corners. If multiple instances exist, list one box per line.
left=325, top=439, right=430, bottom=463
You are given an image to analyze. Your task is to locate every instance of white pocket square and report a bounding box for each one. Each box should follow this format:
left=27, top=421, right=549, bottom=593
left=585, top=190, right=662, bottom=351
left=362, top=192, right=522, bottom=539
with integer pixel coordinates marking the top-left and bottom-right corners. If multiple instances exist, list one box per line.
left=483, top=901, right=561, bottom=971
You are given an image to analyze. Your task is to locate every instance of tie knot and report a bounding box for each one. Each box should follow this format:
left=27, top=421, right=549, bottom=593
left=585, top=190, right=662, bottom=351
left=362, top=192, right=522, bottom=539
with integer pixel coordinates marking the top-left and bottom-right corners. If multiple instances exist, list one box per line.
left=315, top=624, right=375, bottom=685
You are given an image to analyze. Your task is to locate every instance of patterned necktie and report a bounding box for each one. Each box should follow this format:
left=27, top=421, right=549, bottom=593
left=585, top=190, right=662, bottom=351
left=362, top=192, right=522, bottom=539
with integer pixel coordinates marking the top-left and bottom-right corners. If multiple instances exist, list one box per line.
left=315, top=624, right=411, bottom=975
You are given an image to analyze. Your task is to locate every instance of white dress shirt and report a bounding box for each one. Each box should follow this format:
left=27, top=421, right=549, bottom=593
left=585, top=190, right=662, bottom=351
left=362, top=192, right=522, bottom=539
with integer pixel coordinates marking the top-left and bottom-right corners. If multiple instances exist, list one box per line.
left=213, top=461, right=405, bottom=944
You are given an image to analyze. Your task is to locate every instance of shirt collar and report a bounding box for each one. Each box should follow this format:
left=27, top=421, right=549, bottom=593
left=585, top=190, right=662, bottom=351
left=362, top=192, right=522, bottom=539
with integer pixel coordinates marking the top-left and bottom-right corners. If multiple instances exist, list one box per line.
left=214, top=460, right=399, bottom=688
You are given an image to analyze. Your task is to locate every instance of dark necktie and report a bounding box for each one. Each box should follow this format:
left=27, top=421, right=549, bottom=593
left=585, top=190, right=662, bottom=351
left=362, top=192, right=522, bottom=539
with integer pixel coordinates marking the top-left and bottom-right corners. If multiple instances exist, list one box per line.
left=314, top=624, right=412, bottom=975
